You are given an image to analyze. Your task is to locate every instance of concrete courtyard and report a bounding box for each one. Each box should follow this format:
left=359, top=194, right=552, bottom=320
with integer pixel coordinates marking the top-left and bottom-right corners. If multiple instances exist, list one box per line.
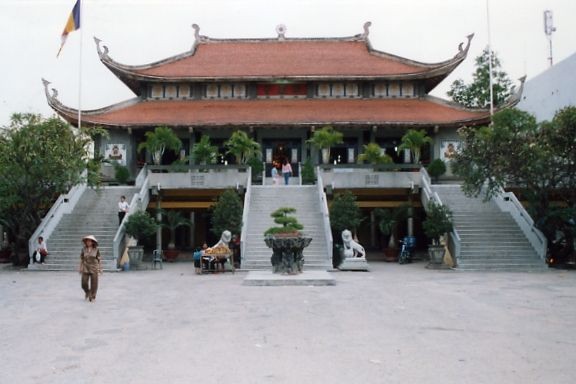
left=1, top=261, right=575, bottom=384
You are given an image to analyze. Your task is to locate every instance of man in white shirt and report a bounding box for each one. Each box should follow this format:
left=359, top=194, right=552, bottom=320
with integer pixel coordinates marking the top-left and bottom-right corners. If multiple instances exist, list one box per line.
left=118, top=195, right=129, bottom=225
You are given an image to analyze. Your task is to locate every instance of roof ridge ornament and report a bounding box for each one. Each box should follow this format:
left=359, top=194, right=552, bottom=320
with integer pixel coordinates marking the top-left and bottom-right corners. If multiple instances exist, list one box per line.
left=362, top=21, right=372, bottom=40
left=93, top=37, right=109, bottom=58
left=276, top=24, right=287, bottom=40
left=192, top=24, right=208, bottom=43
left=458, top=33, right=474, bottom=54
left=41, top=78, right=58, bottom=101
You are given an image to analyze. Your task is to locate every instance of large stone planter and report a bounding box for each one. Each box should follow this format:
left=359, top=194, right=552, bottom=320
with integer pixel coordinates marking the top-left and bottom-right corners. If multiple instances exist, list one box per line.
left=427, top=245, right=446, bottom=269
left=127, top=245, right=144, bottom=267
left=264, top=235, right=312, bottom=274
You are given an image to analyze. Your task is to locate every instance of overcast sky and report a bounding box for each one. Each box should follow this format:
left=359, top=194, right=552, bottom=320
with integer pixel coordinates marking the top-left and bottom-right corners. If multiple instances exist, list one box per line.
left=1, top=0, right=575, bottom=127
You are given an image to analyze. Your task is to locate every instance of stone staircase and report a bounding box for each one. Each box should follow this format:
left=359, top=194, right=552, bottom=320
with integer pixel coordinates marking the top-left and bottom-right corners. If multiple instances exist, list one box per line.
left=241, top=185, right=332, bottom=270
left=30, top=187, right=138, bottom=271
left=433, top=185, right=546, bottom=271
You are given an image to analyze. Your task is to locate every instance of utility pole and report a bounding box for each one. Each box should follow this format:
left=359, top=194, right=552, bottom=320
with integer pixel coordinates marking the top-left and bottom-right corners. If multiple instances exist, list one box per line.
left=544, top=10, right=556, bottom=67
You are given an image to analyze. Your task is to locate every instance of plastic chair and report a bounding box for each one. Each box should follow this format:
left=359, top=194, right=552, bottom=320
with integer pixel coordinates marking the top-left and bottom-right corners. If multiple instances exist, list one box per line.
left=152, top=249, right=163, bottom=270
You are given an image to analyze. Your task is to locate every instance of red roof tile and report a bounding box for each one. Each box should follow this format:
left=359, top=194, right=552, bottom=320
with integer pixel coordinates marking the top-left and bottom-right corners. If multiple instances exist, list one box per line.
left=53, top=97, right=490, bottom=128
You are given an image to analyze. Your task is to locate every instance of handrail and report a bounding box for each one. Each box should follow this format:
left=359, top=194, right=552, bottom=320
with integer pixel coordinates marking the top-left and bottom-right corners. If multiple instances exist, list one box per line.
left=298, top=162, right=302, bottom=185
left=420, top=167, right=461, bottom=264
left=112, top=167, right=150, bottom=263
left=240, top=167, right=253, bottom=265
left=316, top=167, right=333, bottom=266
left=261, top=161, right=266, bottom=185
left=134, top=165, right=148, bottom=188
left=28, top=171, right=87, bottom=258
left=493, top=188, right=547, bottom=259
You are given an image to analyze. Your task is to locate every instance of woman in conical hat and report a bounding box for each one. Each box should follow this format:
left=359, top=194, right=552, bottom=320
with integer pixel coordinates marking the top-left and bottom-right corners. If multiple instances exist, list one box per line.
left=79, top=235, right=102, bottom=302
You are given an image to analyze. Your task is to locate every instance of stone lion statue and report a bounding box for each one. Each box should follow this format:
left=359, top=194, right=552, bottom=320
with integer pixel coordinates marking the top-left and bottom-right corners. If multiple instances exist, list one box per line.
left=341, top=229, right=365, bottom=259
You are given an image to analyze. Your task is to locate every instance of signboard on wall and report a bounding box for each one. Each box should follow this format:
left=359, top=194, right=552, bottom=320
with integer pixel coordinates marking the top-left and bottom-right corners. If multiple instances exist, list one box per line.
left=440, top=140, right=461, bottom=161
left=105, top=144, right=126, bottom=166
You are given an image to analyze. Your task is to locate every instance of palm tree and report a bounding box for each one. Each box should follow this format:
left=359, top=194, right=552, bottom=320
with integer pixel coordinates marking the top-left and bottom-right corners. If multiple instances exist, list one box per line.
left=307, top=125, right=343, bottom=164
left=357, top=142, right=393, bottom=164
left=191, top=135, right=218, bottom=165
left=162, top=210, right=192, bottom=249
left=398, top=129, right=432, bottom=164
left=225, top=131, right=261, bottom=164
left=137, top=126, right=182, bottom=165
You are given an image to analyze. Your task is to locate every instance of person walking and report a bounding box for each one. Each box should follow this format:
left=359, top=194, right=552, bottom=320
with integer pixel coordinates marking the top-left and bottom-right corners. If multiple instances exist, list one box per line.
left=118, top=195, right=129, bottom=225
left=281, top=159, right=292, bottom=185
left=79, top=235, right=102, bottom=302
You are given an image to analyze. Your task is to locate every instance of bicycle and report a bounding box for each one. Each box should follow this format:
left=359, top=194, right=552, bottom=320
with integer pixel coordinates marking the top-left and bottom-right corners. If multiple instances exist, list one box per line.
left=399, top=236, right=416, bottom=264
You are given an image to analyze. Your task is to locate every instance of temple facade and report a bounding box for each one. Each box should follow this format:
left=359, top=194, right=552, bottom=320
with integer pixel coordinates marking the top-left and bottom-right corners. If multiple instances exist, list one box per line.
left=44, top=23, right=505, bottom=251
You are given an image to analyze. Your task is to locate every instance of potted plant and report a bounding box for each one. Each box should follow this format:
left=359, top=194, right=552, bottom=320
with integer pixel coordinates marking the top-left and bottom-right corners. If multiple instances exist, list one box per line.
left=357, top=142, right=393, bottom=165
left=307, top=125, right=343, bottom=164
left=225, top=130, right=261, bottom=165
left=301, top=158, right=316, bottom=185
left=162, top=210, right=192, bottom=262
left=264, top=207, right=311, bottom=274
left=375, top=205, right=409, bottom=262
left=137, top=126, right=182, bottom=165
left=123, top=210, right=158, bottom=266
left=191, top=135, right=218, bottom=168
left=427, top=159, right=447, bottom=183
left=398, top=129, right=432, bottom=164
left=422, top=201, right=454, bottom=266
left=247, top=155, right=264, bottom=183
left=329, top=191, right=363, bottom=267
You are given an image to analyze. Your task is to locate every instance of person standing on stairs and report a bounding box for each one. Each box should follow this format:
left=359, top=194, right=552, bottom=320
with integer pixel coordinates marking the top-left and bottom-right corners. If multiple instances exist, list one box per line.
left=118, top=195, right=129, bottom=225
left=281, top=158, right=292, bottom=185
left=79, top=235, right=102, bottom=302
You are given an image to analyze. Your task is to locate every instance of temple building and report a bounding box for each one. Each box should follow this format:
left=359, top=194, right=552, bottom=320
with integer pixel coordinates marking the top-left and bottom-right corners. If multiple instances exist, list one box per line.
left=43, top=23, right=521, bottom=259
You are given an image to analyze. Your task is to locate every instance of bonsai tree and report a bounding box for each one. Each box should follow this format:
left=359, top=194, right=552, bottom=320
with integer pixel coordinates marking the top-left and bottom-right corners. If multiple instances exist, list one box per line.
left=427, top=158, right=447, bottom=183
left=422, top=201, right=454, bottom=245
left=192, top=135, right=218, bottom=165
left=137, top=126, right=182, bottom=165
left=398, top=129, right=432, bottom=164
left=225, top=130, right=261, bottom=164
left=307, top=125, right=343, bottom=164
left=265, top=207, right=304, bottom=236
left=210, top=189, right=243, bottom=237
left=301, top=158, right=316, bottom=185
left=162, top=210, right=192, bottom=249
left=123, top=211, right=158, bottom=244
left=357, top=142, right=393, bottom=165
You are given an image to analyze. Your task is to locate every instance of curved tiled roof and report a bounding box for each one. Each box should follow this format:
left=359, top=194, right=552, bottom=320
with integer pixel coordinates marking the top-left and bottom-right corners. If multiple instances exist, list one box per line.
left=95, top=28, right=474, bottom=94
left=46, top=95, right=491, bottom=129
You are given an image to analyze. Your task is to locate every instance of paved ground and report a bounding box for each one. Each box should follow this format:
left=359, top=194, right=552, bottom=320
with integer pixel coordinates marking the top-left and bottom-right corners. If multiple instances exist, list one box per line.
left=1, top=260, right=575, bottom=384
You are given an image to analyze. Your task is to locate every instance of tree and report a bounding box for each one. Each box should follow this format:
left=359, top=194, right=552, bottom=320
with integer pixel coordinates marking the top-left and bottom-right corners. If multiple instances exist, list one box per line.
left=329, top=191, right=363, bottom=235
left=161, top=210, right=192, bottom=249
left=307, top=125, right=343, bottom=164
left=123, top=211, right=158, bottom=243
left=210, top=189, right=243, bottom=237
left=225, top=130, right=261, bottom=165
left=357, top=142, right=393, bottom=165
left=448, top=48, right=514, bottom=109
left=398, top=129, right=432, bottom=164
left=0, top=113, right=103, bottom=263
left=264, top=207, right=304, bottom=236
left=191, top=135, right=218, bottom=165
left=137, top=126, right=182, bottom=165
left=453, top=107, right=576, bottom=263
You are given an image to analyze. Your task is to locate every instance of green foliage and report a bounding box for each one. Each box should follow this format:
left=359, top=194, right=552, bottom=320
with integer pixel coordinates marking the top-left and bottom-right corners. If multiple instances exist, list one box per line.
left=137, top=126, right=182, bottom=165
left=161, top=210, right=192, bottom=247
left=113, top=162, right=130, bottom=184
left=357, top=142, right=393, bottom=164
left=448, top=48, right=513, bottom=108
left=0, top=113, right=100, bottom=259
left=210, top=189, right=243, bottom=237
left=329, top=191, right=363, bottom=234
left=307, top=125, right=343, bottom=164
left=454, top=106, right=576, bottom=258
left=374, top=205, right=410, bottom=249
left=225, top=130, right=261, bottom=164
left=192, top=135, right=218, bottom=165
left=398, top=129, right=432, bottom=164
left=123, top=211, right=158, bottom=242
left=265, top=207, right=304, bottom=235
left=301, top=158, right=316, bottom=184
left=422, top=202, right=453, bottom=245
left=427, top=159, right=447, bottom=181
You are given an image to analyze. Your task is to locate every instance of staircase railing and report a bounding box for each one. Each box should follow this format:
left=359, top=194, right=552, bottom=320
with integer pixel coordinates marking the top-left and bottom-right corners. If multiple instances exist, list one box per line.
left=493, top=189, right=547, bottom=259
left=240, top=167, right=253, bottom=265
left=28, top=171, right=87, bottom=259
left=112, top=167, right=150, bottom=264
left=420, top=168, right=461, bottom=263
left=316, top=167, right=333, bottom=265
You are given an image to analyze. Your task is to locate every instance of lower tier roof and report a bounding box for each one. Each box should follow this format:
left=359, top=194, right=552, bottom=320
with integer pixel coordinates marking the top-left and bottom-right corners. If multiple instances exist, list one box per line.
left=48, top=95, right=491, bottom=129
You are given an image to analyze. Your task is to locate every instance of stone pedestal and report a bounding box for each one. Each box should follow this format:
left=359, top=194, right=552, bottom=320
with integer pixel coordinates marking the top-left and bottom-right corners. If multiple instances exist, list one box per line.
left=127, top=246, right=144, bottom=267
left=338, top=257, right=369, bottom=271
left=264, top=236, right=312, bottom=274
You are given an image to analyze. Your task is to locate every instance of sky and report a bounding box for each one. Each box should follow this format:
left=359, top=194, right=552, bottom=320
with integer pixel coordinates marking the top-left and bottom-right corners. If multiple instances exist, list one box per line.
left=1, top=0, right=575, bottom=127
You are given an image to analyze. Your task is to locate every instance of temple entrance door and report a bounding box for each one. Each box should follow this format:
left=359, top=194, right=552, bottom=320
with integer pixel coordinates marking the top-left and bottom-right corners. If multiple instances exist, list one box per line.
left=263, top=139, right=300, bottom=177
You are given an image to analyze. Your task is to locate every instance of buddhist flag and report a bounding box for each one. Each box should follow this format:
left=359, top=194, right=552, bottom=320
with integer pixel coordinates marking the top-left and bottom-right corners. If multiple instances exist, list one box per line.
left=57, top=0, right=81, bottom=58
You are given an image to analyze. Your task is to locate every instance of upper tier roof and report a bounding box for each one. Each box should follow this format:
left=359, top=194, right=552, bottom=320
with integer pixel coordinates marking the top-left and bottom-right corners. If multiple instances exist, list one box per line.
left=95, top=23, right=474, bottom=95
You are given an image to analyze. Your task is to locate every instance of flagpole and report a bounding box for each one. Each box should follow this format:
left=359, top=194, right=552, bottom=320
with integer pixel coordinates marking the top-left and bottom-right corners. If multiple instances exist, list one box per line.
left=77, top=0, right=84, bottom=130
left=486, top=0, right=494, bottom=117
